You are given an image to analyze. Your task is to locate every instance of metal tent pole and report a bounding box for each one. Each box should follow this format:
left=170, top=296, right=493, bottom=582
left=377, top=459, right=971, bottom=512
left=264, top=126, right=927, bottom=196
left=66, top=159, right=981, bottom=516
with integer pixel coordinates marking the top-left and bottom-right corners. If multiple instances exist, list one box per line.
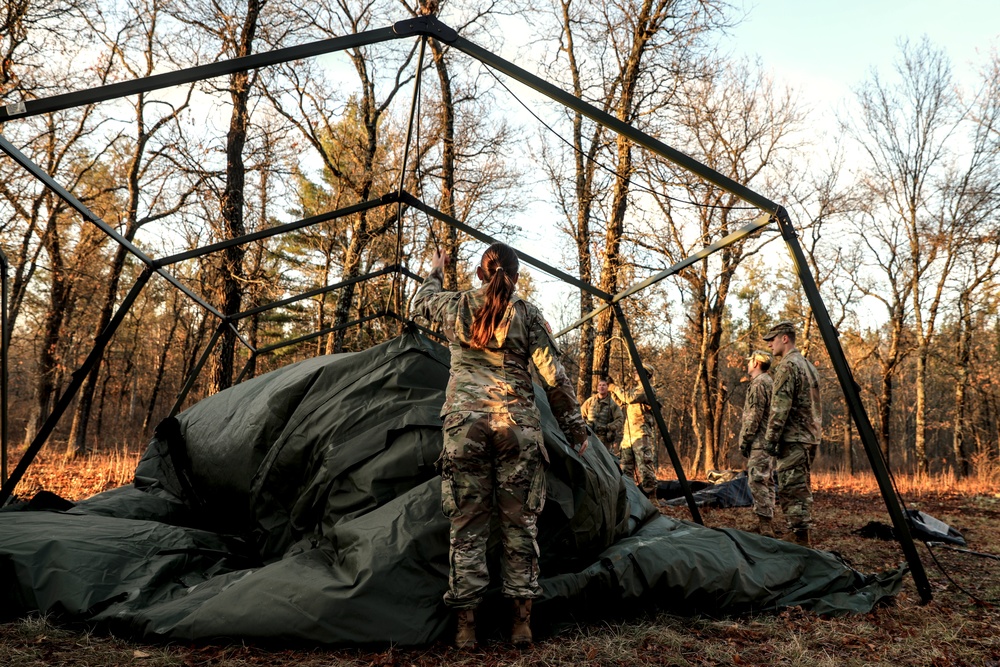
left=0, top=249, right=7, bottom=486
left=168, top=322, right=226, bottom=418
left=613, top=304, right=702, bottom=524
left=775, top=207, right=932, bottom=603
left=0, top=267, right=154, bottom=506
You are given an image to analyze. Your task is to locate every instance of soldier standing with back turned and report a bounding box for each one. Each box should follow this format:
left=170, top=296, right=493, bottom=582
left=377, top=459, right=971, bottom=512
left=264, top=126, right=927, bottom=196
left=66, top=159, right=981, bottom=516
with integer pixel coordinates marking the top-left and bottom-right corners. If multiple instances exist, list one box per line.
left=412, top=242, right=588, bottom=649
left=762, top=321, right=822, bottom=547
left=738, top=350, right=776, bottom=537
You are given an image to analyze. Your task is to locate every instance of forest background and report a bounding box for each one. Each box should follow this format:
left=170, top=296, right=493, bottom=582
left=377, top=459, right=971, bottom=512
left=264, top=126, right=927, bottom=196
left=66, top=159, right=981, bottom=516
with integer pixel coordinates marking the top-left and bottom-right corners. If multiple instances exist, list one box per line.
left=2, top=0, right=1000, bottom=489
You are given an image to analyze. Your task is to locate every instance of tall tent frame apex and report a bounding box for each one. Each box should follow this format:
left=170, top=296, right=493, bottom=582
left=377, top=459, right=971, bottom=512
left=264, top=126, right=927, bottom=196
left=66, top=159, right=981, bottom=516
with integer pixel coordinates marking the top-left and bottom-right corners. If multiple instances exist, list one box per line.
left=0, top=14, right=931, bottom=603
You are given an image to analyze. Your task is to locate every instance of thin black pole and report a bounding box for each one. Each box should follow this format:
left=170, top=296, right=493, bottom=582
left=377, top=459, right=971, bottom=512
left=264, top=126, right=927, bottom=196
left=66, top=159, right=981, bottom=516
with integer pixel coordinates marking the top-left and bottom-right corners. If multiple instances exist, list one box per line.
left=434, top=29, right=779, bottom=212
left=169, top=323, right=226, bottom=418
left=0, top=267, right=154, bottom=506
left=255, top=312, right=385, bottom=356
left=0, top=249, right=7, bottom=486
left=613, top=304, right=702, bottom=524
left=157, top=195, right=397, bottom=266
left=554, top=213, right=773, bottom=338
left=383, top=309, right=447, bottom=342
left=234, top=353, right=259, bottom=384
left=775, top=207, right=932, bottom=602
left=390, top=36, right=427, bottom=333
left=399, top=191, right=612, bottom=301
left=233, top=266, right=400, bottom=321
left=0, top=28, right=400, bottom=121
left=0, top=133, right=226, bottom=320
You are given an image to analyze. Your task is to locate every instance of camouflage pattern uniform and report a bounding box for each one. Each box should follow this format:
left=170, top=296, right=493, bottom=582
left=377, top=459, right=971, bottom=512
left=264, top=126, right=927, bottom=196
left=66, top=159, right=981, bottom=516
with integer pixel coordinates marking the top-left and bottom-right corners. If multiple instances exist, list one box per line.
left=763, top=349, right=822, bottom=532
left=609, top=382, right=658, bottom=495
left=412, top=266, right=587, bottom=610
left=739, top=371, right=775, bottom=519
left=580, top=393, right=623, bottom=452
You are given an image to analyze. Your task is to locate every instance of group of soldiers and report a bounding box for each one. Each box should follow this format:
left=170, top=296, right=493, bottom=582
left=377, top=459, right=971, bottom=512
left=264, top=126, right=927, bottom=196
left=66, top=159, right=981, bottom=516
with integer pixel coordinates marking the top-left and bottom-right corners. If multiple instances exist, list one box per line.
left=582, top=320, right=822, bottom=548
left=580, top=371, right=660, bottom=497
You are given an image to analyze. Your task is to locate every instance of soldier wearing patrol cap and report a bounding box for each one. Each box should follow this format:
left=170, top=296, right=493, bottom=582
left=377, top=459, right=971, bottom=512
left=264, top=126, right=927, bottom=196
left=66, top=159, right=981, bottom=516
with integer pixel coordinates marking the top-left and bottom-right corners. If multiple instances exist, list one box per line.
left=739, top=350, right=776, bottom=537
left=762, top=320, right=823, bottom=547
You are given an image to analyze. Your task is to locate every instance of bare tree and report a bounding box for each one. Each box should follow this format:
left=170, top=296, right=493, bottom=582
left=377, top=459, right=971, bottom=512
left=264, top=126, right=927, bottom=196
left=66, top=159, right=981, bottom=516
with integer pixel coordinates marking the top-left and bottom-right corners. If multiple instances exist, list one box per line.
left=66, top=0, right=199, bottom=455
left=642, top=58, right=801, bottom=471
left=850, top=38, right=1000, bottom=473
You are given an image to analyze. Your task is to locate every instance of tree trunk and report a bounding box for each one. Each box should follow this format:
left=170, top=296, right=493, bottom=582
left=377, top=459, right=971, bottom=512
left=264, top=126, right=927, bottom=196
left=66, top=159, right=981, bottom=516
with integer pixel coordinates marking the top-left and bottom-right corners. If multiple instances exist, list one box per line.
left=842, top=415, right=854, bottom=473
left=209, top=0, right=262, bottom=393
left=429, top=39, right=459, bottom=290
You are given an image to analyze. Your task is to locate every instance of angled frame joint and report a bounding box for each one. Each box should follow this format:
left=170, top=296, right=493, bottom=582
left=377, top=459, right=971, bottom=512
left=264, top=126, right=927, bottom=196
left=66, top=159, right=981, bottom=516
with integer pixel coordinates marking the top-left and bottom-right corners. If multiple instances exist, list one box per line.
left=393, top=16, right=458, bottom=43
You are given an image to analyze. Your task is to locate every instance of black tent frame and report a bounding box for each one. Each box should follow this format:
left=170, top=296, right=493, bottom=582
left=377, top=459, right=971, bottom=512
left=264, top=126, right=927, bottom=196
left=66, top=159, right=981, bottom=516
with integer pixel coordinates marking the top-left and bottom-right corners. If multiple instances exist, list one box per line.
left=0, top=15, right=931, bottom=602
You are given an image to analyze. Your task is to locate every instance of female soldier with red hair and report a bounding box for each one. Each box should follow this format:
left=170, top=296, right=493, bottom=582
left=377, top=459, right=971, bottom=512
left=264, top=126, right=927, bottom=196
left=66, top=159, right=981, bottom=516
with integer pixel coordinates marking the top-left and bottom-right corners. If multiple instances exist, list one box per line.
left=412, top=242, right=588, bottom=649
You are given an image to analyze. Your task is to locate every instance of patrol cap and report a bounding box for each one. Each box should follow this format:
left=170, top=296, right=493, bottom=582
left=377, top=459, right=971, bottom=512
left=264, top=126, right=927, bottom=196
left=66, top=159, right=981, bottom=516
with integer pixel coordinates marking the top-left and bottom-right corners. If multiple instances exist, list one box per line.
left=747, top=350, right=773, bottom=366
left=762, top=320, right=796, bottom=341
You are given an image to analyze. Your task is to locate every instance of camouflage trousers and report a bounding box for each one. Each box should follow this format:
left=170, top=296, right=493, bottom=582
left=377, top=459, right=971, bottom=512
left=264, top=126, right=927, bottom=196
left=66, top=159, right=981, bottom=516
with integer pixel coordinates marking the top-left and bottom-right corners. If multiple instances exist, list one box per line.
left=594, top=428, right=619, bottom=455
left=439, top=410, right=547, bottom=609
left=621, top=434, right=657, bottom=495
left=775, top=442, right=816, bottom=532
left=747, top=446, right=776, bottom=519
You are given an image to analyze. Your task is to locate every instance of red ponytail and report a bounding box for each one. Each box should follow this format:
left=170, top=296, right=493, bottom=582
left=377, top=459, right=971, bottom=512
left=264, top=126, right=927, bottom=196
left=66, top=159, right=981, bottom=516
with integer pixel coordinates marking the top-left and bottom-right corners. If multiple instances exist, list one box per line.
left=469, top=243, right=519, bottom=349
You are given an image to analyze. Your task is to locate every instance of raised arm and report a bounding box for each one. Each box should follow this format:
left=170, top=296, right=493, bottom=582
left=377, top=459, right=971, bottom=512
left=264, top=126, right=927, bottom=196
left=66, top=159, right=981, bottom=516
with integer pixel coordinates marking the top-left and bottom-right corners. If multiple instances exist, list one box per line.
left=411, top=249, right=453, bottom=325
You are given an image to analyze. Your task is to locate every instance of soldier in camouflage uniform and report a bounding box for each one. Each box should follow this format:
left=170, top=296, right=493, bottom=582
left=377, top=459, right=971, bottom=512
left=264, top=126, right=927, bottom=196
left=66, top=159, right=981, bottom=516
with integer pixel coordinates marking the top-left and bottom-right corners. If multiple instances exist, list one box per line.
left=609, top=367, right=659, bottom=497
left=738, top=350, right=776, bottom=537
left=762, top=321, right=823, bottom=547
left=411, top=243, right=588, bottom=649
left=580, top=377, right=624, bottom=453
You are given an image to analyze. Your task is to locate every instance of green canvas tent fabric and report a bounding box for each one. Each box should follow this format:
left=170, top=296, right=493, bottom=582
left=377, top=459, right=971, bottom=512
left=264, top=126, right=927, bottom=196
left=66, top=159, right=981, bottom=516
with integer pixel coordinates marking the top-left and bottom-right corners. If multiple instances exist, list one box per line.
left=0, top=332, right=905, bottom=645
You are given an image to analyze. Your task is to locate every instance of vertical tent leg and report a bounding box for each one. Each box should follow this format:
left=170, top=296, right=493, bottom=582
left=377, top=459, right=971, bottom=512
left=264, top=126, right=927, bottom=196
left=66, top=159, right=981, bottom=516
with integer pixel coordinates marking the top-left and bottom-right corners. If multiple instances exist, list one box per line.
left=613, top=304, right=703, bottom=525
left=0, top=268, right=154, bottom=506
left=235, top=353, right=259, bottom=384
left=0, top=250, right=8, bottom=487
left=168, top=322, right=226, bottom=418
left=775, top=206, right=932, bottom=603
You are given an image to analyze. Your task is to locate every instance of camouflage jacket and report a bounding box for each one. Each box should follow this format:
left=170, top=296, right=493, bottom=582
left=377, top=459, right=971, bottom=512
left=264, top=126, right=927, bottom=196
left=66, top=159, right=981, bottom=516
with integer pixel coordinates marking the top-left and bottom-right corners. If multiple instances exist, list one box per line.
left=609, top=383, right=657, bottom=442
left=580, top=393, right=623, bottom=442
left=411, top=266, right=587, bottom=446
left=739, top=372, right=773, bottom=451
left=764, top=349, right=822, bottom=446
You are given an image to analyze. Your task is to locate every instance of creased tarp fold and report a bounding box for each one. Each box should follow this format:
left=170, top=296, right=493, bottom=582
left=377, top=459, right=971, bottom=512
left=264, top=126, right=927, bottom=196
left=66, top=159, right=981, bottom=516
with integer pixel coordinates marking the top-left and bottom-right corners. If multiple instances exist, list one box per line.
left=0, top=332, right=904, bottom=644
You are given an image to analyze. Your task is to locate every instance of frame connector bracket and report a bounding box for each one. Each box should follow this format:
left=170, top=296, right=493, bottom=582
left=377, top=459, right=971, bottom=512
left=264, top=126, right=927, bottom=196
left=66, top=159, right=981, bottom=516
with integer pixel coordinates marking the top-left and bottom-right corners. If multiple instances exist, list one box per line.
left=393, top=16, right=458, bottom=44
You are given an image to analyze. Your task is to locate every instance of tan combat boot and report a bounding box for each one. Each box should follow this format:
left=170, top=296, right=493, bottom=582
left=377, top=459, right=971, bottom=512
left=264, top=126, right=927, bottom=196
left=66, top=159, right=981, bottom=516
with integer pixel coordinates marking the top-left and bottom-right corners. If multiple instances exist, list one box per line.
left=756, top=515, right=776, bottom=538
left=792, top=529, right=811, bottom=547
left=455, top=608, right=477, bottom=649
left=511, top=598, right=533, bottom=646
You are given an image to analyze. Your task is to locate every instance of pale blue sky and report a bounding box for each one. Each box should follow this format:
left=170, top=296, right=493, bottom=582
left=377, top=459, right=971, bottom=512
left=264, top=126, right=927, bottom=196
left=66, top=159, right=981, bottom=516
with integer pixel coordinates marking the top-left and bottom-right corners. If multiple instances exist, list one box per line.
left=727, top=0, right=999, bottom=102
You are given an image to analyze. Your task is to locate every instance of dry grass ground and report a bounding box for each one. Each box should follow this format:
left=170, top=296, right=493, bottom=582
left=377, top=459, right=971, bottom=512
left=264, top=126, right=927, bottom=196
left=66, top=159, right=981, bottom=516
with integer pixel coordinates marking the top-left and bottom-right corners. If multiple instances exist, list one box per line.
left=2, top=450, right=999, bottom=667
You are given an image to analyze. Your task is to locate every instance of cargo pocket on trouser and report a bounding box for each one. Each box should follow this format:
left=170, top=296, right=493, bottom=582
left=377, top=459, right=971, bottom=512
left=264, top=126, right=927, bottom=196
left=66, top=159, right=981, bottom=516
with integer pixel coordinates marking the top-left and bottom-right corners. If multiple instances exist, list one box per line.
left=440, top=467, right=461, bottom=519
left=524, top=458, right=546, bottom=514
left=439, top=412, right=472, bottom=519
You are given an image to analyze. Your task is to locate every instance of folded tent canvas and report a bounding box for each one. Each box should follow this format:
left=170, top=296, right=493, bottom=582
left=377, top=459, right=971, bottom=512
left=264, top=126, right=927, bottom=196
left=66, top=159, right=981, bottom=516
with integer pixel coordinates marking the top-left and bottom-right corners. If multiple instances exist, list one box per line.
left=0, top=333, right=905, bottom=645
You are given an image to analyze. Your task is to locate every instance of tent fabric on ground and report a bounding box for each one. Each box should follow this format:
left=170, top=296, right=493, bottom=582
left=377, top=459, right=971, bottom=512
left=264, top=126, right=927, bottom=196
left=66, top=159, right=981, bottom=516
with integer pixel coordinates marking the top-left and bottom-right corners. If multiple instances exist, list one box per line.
left=659, top=473, right=754, bottom=508
left=0, top=333, right=906, bottom=646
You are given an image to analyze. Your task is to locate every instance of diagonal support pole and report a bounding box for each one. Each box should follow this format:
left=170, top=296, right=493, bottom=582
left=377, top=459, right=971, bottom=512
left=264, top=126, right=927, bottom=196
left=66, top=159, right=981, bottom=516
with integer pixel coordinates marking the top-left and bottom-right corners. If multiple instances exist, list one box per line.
left=775, top=206, right=932, bottom=602
left=613, top=304, right=702, bottom=524
left=0, top=267, right=154, bottom=506
left=555, top=213, right=773, bottom=339
left=169, top=322, right=226, bottom=418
